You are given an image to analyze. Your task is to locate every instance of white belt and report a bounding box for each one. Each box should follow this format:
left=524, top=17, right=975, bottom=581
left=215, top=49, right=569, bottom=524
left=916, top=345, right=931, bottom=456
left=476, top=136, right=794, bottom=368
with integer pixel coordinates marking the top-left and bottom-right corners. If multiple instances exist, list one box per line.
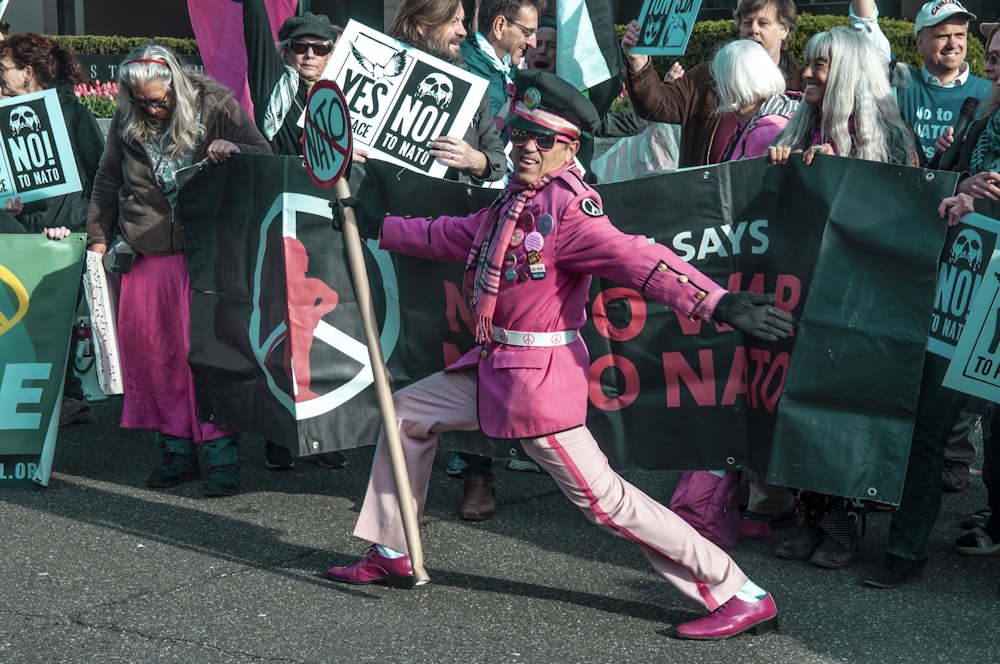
left=492, top=327, right=579, bottom=347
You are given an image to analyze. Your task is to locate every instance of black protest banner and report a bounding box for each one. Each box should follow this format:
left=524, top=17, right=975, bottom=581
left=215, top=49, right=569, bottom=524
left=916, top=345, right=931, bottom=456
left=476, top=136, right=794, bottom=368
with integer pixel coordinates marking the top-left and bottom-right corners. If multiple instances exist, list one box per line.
left=359, top=157, right=953, bottom=504
left=179, top=154, right=382, bottom=456
left=0, top=90, right=83, bottom=204
left=766, top=159, right=954, bottom=503
left=181, top=155, right=954, bottom=502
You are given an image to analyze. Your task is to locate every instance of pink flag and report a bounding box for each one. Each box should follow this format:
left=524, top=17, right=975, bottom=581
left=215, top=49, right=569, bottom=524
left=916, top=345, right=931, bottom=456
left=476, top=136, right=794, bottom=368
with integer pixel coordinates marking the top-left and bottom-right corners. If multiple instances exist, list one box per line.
left=187, top=0, right=297, bottom=117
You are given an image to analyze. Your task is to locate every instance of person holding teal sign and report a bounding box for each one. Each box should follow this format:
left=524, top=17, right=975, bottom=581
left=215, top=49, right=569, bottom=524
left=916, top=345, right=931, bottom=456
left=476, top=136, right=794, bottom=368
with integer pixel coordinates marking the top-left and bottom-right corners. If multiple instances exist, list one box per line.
left=0, top=32, right=105, bottom=427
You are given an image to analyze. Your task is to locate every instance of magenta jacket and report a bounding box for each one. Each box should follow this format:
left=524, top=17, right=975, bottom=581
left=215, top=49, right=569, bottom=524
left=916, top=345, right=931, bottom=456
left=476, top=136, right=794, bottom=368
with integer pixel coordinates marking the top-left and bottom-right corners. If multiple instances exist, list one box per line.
left=380, top=168, right=726, bottom=439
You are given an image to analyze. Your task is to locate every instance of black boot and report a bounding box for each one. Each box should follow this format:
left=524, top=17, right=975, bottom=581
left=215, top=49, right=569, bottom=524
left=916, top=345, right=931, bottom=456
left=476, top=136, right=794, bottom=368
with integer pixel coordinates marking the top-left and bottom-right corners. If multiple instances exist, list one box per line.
left=204, top=434, right=240, bottom=497
left=147, top=434, right=199, bottom=488
left=774, top=520, right=823, bottom=560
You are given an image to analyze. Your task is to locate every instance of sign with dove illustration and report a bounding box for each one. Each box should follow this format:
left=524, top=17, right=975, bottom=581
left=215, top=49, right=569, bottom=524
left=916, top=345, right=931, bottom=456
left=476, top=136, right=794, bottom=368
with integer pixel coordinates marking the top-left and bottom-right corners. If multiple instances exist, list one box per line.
left=320, top=20, right=488, bottom=178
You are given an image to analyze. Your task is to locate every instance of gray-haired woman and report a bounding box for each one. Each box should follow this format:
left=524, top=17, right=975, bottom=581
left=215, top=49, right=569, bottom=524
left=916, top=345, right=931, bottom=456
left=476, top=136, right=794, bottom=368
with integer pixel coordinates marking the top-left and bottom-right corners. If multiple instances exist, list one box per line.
left=86, top=42, right=271, bottom=496
left=711, top=39, right=800, bottom=162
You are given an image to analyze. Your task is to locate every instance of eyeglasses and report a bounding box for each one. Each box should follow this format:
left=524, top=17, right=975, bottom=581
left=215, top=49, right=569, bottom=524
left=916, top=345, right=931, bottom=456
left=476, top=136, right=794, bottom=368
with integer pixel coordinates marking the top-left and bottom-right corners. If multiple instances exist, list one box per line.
left=290, top=40, right=333, bottom=56
left=987, top=51, right=1000, bottom=65
left=506, top=18, right=537, bottom=39
left=129, top=96, right=170, bottom=110
left=509, top=127, right=573, bottom=151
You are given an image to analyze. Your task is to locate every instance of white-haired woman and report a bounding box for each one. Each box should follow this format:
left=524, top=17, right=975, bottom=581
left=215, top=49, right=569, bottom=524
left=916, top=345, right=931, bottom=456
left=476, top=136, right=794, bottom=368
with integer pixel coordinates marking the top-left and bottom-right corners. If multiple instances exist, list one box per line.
left=766, top=28, right=916, bottom=570
left=666, top=39, right=802, bottom=552
left=86, top=42, right=271, bottom=496
left=769, top=27, right=916, bottom=167
left=712, top=39, right=800, bottom=162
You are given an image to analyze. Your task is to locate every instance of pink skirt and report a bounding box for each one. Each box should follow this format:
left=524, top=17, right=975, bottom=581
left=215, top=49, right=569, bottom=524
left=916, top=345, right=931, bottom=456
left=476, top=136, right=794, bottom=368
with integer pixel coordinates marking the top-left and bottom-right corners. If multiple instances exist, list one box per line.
left=117, top=253, right=233, bottom=442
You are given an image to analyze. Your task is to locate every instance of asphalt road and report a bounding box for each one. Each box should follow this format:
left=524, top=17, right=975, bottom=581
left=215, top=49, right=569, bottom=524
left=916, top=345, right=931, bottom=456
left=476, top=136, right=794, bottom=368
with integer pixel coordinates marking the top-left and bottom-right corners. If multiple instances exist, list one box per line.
left=2, top=395, right=997, bottom=663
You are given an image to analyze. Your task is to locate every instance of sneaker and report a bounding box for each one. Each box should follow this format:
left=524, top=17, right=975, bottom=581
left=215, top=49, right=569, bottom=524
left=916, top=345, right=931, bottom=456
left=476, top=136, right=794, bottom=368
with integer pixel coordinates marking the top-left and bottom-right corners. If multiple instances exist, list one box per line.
left=146, top=451, right=200, bottom=488
left=265, top=441, right=295, bottom=470
left=204, top=463, right=239, bottom=497
left=445, top=453, right=467, bottom=478
left=942, top=460, right=970, bottom=492
left=505, top=458, right=544, bottom=473
left=59, top=397, right=94, bottom=427
left=959, top=507, right=992, bottom=530
left=954, top=526, right=1000, bottom=556
left=312, top=451, right=347, bottom=469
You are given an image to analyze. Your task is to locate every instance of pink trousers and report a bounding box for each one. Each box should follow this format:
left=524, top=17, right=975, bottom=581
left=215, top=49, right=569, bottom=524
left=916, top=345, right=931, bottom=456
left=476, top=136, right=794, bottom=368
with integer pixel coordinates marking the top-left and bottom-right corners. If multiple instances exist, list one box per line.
left=353, top=369, right=748, bottom=612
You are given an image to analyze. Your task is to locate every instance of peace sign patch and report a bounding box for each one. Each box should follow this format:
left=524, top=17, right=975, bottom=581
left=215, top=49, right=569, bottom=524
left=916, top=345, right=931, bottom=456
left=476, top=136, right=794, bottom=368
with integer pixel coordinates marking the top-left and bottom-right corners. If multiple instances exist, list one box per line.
left=580, top=198, right=602, bottom=217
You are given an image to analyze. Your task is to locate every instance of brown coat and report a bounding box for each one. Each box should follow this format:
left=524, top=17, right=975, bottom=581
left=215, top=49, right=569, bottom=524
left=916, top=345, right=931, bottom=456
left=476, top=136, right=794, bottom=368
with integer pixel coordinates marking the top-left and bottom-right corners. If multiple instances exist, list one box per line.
left=87, top=80, right=272, bottom=255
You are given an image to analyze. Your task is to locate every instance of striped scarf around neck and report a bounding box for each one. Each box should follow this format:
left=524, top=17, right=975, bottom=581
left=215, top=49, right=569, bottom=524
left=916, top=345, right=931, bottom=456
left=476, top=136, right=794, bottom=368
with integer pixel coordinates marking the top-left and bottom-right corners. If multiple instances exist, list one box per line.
left=464, top=162, right=574, bottom=343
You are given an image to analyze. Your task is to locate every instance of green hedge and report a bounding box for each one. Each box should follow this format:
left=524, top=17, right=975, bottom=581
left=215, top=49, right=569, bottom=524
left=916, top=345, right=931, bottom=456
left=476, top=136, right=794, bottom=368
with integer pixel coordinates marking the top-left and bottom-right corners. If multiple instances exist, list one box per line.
left=50, top=35, right=200, bottom=56
left=617, top=14, right=985, bottom=78
left=52, top=14, right=984, bottom=78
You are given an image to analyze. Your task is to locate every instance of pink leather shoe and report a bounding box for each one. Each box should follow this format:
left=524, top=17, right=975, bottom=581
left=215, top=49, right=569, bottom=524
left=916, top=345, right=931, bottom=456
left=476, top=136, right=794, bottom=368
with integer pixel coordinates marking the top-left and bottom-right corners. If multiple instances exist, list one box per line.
left=325, top=545, right=426, bottom=589
left=675, top=593, right=778, bottom=640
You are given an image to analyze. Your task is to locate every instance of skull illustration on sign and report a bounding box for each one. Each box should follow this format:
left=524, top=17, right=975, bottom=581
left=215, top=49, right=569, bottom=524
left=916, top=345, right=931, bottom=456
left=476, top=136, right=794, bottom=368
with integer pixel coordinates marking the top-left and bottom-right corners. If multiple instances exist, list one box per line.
left=8, top=105, right=41, bottom=135
left=644, top=15, right=664, bottom=45
left=415, top=73, right=453, bottom=109
left=949, top=228, right=983, bottom=271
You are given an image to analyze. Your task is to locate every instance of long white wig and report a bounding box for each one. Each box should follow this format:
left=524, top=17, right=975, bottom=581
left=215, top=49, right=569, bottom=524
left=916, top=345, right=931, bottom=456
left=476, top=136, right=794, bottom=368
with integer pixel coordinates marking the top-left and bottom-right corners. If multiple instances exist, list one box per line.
left=775, top=27, right=915, bottom=165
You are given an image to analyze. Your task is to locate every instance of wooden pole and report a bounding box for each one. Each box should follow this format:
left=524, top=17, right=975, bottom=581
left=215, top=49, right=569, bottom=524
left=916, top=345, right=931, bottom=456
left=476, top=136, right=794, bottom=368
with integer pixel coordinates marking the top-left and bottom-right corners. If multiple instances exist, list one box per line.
left=333, top=177, right=429, bottom=585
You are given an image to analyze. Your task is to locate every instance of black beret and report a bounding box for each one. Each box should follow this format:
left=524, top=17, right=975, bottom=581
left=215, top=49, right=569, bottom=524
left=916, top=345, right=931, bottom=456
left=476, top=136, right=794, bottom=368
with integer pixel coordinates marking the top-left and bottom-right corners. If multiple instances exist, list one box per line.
left=508, top=69, right=600, bottom=136
left=278, top=12, right=338, bottom=43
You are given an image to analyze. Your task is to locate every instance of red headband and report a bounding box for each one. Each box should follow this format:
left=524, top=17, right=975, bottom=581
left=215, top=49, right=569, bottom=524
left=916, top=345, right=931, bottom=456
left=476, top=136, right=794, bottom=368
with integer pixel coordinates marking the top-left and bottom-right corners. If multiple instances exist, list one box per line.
left=123, top=57, right=168, bottom=67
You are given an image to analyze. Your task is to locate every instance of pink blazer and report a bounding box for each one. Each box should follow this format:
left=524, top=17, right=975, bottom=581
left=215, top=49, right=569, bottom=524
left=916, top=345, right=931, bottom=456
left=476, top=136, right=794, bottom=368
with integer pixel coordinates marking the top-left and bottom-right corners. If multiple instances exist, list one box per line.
left=380, top=169, right=726, bottom=439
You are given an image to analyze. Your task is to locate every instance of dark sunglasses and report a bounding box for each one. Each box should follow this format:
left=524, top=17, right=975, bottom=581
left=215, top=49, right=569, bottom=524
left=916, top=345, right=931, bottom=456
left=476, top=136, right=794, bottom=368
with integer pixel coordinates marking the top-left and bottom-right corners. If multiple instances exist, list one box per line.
left=509, top=127, right=573, bottom=151
left=290, top=40, right=333, bottom=56
left=128, top=96, right=169, bottom=109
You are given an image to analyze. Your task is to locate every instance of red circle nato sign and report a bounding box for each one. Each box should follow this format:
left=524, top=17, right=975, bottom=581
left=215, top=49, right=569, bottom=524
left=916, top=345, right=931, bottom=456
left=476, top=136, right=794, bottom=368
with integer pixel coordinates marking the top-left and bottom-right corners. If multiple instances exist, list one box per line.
left=302, top=79, right=352, bottom=189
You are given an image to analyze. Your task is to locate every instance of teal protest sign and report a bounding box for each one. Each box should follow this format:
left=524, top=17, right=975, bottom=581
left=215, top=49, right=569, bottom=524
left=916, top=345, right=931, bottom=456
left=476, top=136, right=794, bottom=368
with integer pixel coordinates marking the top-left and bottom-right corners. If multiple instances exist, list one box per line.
left=303, top=79, right=352, bottom=189
left=0, top=89, right=84, bottom=204
left=0, top=233, right=85, bottom=486
left=630, top=0, right=703, bottom=56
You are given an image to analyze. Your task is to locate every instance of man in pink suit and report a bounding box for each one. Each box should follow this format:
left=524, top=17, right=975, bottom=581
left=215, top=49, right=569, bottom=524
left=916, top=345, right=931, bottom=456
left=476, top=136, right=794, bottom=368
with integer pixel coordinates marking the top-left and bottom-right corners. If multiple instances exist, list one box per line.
left=327, top=69, right=794, bottom=640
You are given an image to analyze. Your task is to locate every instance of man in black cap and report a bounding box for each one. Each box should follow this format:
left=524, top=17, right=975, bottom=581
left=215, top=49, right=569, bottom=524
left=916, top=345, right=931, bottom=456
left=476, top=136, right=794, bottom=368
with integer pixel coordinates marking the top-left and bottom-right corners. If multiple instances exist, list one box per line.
left=325, top=69, right=793, bottom=641
left=236, top=0, right=347, bottom=471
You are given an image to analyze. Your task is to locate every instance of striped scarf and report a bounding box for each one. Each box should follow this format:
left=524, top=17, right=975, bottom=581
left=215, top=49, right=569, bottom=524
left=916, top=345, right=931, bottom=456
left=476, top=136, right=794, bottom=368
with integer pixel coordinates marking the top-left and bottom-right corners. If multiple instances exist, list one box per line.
left=263, top=64, right=300, bottom=141
left=464, top=163, right=572, bottom=343
left=971, top=108, right=1000, bottom=175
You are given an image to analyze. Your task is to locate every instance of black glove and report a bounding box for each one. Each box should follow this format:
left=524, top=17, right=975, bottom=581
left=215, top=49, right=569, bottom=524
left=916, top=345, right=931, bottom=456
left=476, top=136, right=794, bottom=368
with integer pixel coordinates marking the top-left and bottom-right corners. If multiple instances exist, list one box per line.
left=712, top=292, right=794, bottom=341
left=330, top=197, right=381, bottom=240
